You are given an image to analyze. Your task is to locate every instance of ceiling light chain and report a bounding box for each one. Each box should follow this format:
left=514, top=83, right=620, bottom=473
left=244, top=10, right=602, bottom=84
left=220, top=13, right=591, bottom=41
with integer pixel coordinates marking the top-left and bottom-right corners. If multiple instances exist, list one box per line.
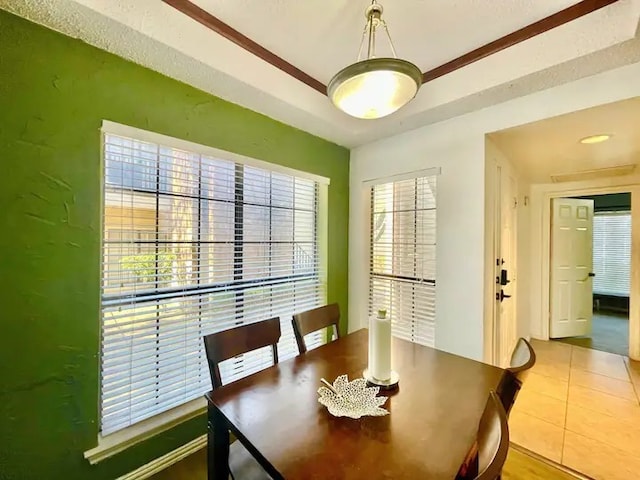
left=366, top=3, right=381, bottom=59
left=356, top=24, right=369, bottom=61
left=362, top=1, right=400, bottom=59
left=328, top=1, right=422, bottom=119
left=381, top=21, right=397, bottom=58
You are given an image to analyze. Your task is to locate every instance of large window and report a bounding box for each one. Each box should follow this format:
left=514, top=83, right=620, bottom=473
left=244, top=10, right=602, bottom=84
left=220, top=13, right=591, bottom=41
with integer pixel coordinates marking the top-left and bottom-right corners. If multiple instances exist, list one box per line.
left=101, top=127, right=325, bottom=435
left=593, top=211, right=631, bottom=297
left=369, top=172, right=437, bottom=347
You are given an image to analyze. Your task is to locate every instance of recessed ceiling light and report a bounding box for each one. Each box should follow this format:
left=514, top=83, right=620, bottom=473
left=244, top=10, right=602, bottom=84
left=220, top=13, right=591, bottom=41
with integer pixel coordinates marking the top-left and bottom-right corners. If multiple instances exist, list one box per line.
left=580, top=134, right=611, bottom=144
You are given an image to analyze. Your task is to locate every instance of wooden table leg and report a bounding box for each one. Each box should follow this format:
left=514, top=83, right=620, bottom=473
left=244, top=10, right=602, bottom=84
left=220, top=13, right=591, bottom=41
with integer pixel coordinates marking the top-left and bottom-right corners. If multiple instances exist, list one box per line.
left=208, top=403, right=229, bottom=480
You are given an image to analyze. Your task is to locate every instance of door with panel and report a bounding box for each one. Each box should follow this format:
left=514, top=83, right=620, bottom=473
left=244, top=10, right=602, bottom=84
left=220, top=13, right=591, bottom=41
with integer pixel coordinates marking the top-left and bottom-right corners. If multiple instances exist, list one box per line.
left=550, top=198, right=594, bottom=338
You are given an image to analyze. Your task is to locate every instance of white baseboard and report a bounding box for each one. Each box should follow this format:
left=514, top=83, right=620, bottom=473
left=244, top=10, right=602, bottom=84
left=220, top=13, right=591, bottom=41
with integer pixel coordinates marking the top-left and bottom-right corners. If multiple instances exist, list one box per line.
left=116, top=434, right=207, bottom=480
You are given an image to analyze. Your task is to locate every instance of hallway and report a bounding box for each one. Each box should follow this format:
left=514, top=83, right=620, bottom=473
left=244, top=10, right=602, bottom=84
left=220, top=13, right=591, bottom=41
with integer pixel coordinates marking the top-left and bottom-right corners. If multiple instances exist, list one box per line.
left=509, top=339, right=640, bottom=479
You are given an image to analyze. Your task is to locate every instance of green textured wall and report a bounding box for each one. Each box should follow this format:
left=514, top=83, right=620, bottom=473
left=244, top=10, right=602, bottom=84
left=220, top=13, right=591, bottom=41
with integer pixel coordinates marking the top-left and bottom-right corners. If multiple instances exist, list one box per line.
left=0, top=10, right=349, bottom=480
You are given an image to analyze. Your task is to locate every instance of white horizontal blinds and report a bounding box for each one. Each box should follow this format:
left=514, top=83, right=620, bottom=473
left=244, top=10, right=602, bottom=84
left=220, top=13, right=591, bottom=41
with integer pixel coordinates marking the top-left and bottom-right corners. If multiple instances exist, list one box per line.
left=593, top=211, right=631, bottom=297
left=101, top=133, right=323, bottom=435
left=369, top=175, right=436, bottom=347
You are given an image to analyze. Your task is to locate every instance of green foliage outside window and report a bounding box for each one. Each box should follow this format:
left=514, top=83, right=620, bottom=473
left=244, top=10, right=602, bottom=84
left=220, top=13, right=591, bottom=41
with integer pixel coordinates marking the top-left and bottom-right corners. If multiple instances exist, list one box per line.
left=120, top=253, right=176, bottom=283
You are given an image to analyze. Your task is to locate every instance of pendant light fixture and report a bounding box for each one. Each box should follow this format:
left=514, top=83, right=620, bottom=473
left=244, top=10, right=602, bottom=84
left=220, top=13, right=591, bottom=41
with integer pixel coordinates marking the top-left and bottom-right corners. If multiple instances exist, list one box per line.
left=328, top=1, right=422, bottom=120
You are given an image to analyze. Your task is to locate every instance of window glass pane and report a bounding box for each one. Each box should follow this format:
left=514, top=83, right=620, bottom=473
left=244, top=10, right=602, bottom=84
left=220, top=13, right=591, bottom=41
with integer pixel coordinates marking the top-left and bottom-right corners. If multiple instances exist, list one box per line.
left=272, top=209, right=294, bottom=242
left=244, top=166, right=269, bottom=205
left=200, top=199, right=234, bottom=242
left=105, top=136, right=157, bottom=191
left=244, top=204, right=270, bottom=242
left=294, top=210, right=314, bottom=243
left=201, top=156, right=235, bottom=201
left=159, top=147, right=199, bottom=196
left=273, top=243, right=295, bottom=276
left=243, top=243, right=269, bottom=280
left=272, top=173, right=294, bottom=208
left=103, top=191, right=157, bottom=296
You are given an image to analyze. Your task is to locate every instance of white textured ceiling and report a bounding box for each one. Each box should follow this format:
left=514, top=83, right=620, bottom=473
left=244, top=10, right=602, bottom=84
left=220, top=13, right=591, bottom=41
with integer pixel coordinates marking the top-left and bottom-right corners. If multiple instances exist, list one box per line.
left=490, top=96, right=640, bottom=183
left=192, top=0, right=581, bottom=82
left=2, top=0, right=640, bottom=147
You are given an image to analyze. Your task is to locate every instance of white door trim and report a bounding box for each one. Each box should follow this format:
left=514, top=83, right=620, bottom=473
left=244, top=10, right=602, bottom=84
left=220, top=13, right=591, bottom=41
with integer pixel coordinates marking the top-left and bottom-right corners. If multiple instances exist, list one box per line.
left=485, top=152, right=519, bottom=367
left=484, top=156, right=499, bottom=365
left=538, top=184, right=640, bottom=360
left=491, top=162, right=501, bottom=366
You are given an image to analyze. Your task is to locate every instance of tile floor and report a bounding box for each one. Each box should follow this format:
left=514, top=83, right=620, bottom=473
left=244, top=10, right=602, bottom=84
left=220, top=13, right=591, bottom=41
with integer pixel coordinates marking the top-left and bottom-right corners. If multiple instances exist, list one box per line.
left=510, top=339, right=640, bottom=480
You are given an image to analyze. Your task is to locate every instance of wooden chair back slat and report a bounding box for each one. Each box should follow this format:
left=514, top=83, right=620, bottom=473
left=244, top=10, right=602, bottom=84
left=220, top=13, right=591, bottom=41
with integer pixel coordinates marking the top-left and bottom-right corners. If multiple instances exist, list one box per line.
left=456, top=391, right=510, bottom=480
left=477, top=391, right=510, bottom=480
left=204, top=317, right=281, bottom=389
left=292, top=303, right=340, bottom=354
left=497, top=337, right=536, bottom=415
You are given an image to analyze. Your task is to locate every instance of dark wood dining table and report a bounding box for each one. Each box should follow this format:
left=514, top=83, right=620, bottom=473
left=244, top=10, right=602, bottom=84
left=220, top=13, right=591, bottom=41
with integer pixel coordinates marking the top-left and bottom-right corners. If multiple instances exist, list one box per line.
left=206, top=329, right=505, bottom=479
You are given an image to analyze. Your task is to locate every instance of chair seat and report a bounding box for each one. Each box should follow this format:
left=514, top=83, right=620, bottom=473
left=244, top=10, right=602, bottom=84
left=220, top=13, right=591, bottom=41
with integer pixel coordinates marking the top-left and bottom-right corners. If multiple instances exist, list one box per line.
left=229, top=440, right=272, bottom=480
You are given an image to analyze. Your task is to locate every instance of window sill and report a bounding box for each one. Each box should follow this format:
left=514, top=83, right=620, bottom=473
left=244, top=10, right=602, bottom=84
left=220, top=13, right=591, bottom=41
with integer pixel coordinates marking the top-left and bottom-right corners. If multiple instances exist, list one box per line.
left=84, top=397, right=207, bottom=465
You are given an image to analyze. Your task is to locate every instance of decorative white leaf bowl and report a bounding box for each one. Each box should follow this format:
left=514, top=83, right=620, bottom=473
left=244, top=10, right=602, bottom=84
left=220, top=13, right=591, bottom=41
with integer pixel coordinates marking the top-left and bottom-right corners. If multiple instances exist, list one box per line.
left=317, top=374, right=389, bottom=419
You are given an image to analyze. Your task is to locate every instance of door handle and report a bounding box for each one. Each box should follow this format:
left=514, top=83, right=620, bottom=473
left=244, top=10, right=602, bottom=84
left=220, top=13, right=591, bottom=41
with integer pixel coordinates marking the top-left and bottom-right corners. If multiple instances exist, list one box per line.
left=581, top=272, right=596, bottom=281
left=496, top=289, right=512, bottom=302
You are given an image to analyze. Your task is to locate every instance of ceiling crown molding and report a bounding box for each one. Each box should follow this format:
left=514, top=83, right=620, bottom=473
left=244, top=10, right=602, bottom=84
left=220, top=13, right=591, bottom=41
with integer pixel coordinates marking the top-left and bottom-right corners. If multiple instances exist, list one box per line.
left=421, top=0, right=618, bottom=83
left=162, top=0, right=327, bottom=94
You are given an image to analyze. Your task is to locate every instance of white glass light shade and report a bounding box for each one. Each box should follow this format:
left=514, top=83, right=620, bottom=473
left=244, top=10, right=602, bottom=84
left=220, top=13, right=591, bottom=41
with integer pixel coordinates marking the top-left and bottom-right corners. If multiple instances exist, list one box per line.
left=328, top=58, right=422, bottom=119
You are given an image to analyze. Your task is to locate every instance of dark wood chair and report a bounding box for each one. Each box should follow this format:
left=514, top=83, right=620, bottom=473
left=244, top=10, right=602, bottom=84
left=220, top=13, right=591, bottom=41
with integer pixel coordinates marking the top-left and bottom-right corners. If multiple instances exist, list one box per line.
left=497, top=337, right=536, bottom=415
left=203, top=317, right=281, bottom=480
left=456, top=391, right=510, bottom=480
left=291, top=303, right=340, bottom=354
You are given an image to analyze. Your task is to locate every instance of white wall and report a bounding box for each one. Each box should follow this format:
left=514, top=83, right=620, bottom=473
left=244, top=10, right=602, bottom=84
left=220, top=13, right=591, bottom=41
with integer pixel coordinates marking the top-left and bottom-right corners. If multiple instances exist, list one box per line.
left=349, top=61, right=640, bottom=362
left=350, top=134, right=487, bottom=360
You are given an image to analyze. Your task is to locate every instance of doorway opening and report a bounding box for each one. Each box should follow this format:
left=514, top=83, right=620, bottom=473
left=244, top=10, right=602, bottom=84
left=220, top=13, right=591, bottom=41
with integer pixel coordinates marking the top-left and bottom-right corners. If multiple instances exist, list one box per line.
left=549, top=193, right=631, bottom=356
left=487, top=98, right=640, bottom=478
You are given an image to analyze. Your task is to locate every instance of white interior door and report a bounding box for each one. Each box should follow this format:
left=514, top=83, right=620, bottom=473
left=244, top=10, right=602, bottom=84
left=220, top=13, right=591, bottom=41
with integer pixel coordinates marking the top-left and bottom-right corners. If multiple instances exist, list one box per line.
left=550, top=198, right=594, bottom=338
left=494, top=163, right=518, bottom=367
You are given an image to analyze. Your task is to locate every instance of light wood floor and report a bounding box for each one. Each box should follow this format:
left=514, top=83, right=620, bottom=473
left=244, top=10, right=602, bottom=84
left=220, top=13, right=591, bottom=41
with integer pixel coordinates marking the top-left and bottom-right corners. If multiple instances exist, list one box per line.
left=503, top=446, right=588, bottom=480
left=150, top=444, right=584, bottom=480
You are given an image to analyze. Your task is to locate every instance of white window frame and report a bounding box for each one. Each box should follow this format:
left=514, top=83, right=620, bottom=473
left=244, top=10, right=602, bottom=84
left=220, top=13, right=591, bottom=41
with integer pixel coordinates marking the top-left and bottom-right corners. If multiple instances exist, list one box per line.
left=85, top=121, right=329, bottom=463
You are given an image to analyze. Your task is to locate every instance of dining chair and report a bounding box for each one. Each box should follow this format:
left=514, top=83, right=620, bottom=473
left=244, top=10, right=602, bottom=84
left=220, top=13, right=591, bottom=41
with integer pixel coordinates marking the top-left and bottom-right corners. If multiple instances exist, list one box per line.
left=203, top=317, right=281, bottom=480
left=497, top=337, right=536, bottom=415
left=456, top=391, right=510, bottom=480
left=292, top=303, right=340, bottom=354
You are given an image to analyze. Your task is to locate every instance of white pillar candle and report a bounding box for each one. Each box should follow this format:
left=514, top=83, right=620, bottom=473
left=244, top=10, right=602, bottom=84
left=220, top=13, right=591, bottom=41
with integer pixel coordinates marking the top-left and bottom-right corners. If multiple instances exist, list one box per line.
left=369, top=309, right=392, bottom=381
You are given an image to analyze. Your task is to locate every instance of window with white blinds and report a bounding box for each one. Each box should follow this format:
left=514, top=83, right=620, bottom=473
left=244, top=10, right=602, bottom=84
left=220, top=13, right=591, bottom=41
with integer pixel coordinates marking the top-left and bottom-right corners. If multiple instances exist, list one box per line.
left=101, top=131, right=325, bottom=436
left=593, top=211, right=631, bottom=297
left=369, top=174, right=437, bottom=347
